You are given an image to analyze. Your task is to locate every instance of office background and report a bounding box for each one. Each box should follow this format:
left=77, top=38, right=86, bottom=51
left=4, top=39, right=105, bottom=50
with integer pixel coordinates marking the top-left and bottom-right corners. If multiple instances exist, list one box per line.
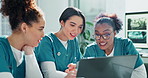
left=0, top=0, right=148, bottom=61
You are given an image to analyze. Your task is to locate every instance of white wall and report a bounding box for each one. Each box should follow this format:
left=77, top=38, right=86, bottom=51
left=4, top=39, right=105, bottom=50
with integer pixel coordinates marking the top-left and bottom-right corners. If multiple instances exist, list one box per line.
left=106, top=0, right=126, bottom=38
left=0, top=14, right=1, bottom=36
left=38, top=0, right=69, bottom=34
left=126, top=0, right=148, bottom=12
left=0, top=3, right=1, bottom=36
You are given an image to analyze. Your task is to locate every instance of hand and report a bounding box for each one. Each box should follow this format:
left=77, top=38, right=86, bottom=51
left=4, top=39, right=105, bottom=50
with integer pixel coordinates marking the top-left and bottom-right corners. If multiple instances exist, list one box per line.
left=65, top=70, right=77, bottom=78
left=65, top=63, right=76, bottom=73
left=22, top=45, right=34, bottom=55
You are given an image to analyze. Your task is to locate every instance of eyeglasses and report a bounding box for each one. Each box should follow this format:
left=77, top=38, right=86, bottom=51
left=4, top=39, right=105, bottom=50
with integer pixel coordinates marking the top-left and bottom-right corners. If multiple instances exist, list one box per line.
left=94, top=31, right=113, bottom=40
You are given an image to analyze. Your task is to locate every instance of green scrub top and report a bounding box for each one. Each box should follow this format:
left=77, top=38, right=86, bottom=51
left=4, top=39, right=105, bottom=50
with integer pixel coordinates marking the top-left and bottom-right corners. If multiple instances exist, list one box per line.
left=35, top=33, right=82, bottom=71
left=83, top=37, right=143, bottom=69
left=0, top=37, right=25, bottom=78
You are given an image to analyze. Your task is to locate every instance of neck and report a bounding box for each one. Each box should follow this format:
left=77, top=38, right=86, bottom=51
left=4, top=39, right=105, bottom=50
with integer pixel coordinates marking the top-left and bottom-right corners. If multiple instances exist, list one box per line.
left=7, top=33, right=25, bottom=51
left=105, top=44, right=114, bottom=55
left=54, top=30, right=68, bottom=41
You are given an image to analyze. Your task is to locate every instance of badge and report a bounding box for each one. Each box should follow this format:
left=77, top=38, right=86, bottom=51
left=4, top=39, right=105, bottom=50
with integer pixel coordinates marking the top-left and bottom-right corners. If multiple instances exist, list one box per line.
left=57, top=52, right=61, bottom=56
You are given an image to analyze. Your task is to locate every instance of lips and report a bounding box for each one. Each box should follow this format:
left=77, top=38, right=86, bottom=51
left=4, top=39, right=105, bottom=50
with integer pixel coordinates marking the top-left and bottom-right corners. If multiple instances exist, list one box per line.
left=38, top=38, right=42, bottom=43
left=70, top=33, right=77, bottom=38
left=98, top=42, right=107, bottom=47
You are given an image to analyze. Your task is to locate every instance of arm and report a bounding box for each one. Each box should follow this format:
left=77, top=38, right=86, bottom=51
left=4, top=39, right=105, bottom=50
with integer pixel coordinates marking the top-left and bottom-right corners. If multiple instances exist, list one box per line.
left=131, top=64, right=147, bottom=78
left=124, top=39, right=147, bottom=77
left=0, top=44, right=13, bottom=78
left=0, top=72, right=14, bottom=78
left=41, top=61, right=67, bottom=78
left=41, top=62, right=77, bottom=78
left=23, top=46, right=43, bottom=78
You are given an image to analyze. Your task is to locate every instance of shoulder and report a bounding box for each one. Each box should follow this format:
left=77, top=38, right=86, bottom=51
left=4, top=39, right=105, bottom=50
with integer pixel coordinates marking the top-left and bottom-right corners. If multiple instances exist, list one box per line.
left=41, top=33, right=55, bottom=43
left=86, top=42, right=98, bottom=49
left=115, top=37, right=133, bottom=45
left=0, top=36, right=9, bottom=46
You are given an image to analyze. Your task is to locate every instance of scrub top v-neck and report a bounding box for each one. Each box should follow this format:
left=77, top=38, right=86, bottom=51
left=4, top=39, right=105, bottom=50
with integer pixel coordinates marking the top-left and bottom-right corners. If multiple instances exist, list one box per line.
left=35, top=33, right=82, bottom=71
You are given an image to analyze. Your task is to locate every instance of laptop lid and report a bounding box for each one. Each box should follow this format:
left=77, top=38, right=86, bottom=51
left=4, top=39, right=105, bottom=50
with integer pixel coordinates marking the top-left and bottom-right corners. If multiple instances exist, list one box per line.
left=76, top=55, right=138, bottom=78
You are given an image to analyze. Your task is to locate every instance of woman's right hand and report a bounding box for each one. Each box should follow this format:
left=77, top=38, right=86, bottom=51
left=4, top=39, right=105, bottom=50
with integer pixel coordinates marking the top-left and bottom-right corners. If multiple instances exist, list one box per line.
left=22, top=45, right=34, bottom=55
left=65, top=63, right=76, bottom=73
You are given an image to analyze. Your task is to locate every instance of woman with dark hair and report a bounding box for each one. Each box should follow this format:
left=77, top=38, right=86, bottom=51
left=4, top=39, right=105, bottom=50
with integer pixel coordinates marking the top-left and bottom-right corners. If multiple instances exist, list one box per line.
left=0, top=0, right=45, bottom=78
left=83, top=13, right=147, bottom=78
left=35, top=7, right=85, bottom=78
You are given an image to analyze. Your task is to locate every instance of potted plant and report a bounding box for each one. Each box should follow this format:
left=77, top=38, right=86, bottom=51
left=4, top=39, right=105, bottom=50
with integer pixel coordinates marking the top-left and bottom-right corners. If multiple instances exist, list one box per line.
left=78, top=21, right=95, bottom=54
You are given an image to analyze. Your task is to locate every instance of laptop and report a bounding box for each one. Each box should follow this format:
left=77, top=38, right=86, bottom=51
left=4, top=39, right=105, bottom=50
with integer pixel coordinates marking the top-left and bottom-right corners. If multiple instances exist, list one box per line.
left=76, top=55, right=138, bottom=78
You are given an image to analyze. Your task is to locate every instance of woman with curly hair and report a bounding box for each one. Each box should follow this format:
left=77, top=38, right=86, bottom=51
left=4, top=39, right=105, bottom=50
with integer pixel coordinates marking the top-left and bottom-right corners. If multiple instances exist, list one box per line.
left=0, top=0, right=45, bottom=78
left=83, top=13, right=147, bottom=78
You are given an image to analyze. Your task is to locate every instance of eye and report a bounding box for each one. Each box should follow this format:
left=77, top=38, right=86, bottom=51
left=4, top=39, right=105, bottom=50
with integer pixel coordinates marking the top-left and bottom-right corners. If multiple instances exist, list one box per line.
left=95, top=33, right=100, bottom=36
left=70, top=24, right=75, bottom=27
left=39, top=28, right=43, bottom=31
left=79, top=26, right=83, bottom=29
left=104, top=33, right=110, bottom=36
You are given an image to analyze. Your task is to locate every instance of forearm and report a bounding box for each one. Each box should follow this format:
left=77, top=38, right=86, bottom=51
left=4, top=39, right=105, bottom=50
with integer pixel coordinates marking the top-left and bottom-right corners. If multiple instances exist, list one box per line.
left=25, top=54, right=43, bottom=78
left=131, top=64, right=147, bottom=78
left=41, top=61, right=67, bottom=78
left=0, top=72, right=14, bottom=78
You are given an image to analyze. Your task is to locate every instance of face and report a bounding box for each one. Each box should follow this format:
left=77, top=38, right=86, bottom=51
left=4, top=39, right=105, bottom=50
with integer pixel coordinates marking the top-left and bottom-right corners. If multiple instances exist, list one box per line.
left=25, top=17, right=45, bottom=47
left=95, top=23, right=116, bottom=51
left=61, top=15, right=83, bottom=40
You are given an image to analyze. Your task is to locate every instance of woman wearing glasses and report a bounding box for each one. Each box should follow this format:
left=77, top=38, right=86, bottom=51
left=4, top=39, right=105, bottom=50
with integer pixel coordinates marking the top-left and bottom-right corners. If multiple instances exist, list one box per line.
left=83, top=13, right=147, bottom=78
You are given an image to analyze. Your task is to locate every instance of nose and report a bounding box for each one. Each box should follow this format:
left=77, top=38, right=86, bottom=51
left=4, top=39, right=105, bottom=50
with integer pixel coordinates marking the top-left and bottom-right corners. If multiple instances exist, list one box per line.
left=99, top=36, right=104, bottom=41
left=74, top=27, right=80, bottom=34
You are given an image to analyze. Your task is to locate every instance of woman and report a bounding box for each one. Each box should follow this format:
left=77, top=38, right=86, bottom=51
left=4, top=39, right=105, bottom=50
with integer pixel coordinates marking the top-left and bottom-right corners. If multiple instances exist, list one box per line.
left=83, top=13, right=147, bottom=78
left=0, top=0, right=45, bottom=78
left=35, top=7, right=85, bottom=78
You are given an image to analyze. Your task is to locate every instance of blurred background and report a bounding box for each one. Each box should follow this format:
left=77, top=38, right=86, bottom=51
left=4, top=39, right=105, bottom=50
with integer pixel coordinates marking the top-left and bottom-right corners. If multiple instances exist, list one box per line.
left=0, top=0, right=148, bottom=62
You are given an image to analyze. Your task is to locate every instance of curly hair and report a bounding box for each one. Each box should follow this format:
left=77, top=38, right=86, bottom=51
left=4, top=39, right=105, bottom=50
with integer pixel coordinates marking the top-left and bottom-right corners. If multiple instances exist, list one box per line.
left=0, top=0, right=44, bottom=31
left=94, top=13, right=123, bottom=33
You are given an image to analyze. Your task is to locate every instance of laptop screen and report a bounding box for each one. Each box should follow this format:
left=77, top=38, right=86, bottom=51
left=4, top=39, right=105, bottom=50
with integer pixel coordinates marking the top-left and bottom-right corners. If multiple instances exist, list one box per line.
left=76, top=55, right=137, bottom=78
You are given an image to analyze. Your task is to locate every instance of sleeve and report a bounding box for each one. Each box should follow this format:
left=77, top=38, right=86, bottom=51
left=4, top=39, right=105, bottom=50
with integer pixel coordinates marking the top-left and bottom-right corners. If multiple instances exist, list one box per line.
left=35, top=36, right=55, bottom=62
left=0, top=44, right=13, bottom=78
left=0, top=72, right=14, bottom=78
left=41, top=61, right=67, bottom=78
left=131, top=64, right=147, bottom=78
left=124, top=39, right=143, bottom=68
left=0, top=44, right=11, bottom=72
left=25, top=53, right=43, bottom=78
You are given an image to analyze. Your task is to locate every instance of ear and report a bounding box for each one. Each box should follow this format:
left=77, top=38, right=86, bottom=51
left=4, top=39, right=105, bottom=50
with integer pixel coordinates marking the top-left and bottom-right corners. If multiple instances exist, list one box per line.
left=114, top=31, right=117, bottom=36
left=21, top=23, right=28, bottom=33
left=60, top=20, right=65, bottom=27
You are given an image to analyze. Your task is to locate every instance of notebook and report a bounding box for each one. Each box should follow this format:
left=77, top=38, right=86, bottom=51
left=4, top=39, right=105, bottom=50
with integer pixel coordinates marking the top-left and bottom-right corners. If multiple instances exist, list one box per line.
left=76, top=55, right=138, bottom=78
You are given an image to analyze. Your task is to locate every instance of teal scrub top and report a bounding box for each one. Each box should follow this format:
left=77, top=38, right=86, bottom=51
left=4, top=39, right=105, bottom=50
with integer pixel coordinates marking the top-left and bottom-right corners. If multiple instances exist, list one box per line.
left=35, top=33, right=82, bottom=72
left=83, top=37, right=143, bottom=69
left=0, top=37, right=25, bottom=78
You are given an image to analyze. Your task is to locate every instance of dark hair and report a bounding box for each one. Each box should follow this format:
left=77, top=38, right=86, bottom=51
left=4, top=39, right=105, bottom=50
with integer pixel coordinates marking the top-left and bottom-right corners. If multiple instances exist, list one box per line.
left=59, top=7, right=85, bottom=34
left=0, top=0, right=44, bottom=31
left=94, top=13, right=122, bottom=33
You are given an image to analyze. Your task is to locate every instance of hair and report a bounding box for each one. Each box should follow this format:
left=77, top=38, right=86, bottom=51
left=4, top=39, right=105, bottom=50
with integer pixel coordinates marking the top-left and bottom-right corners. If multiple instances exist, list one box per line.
left=94, top=13, right=123, bottom=33
left=0, top=0, right=44, bottom=31
left=59, top=7, right=85, bottom=34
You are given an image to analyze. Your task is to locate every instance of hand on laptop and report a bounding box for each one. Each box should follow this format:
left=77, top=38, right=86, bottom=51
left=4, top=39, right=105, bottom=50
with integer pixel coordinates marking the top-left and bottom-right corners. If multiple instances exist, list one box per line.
left=65, top=63, right=76, bottom=73
left=65, top=63, right=77, bottom=78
